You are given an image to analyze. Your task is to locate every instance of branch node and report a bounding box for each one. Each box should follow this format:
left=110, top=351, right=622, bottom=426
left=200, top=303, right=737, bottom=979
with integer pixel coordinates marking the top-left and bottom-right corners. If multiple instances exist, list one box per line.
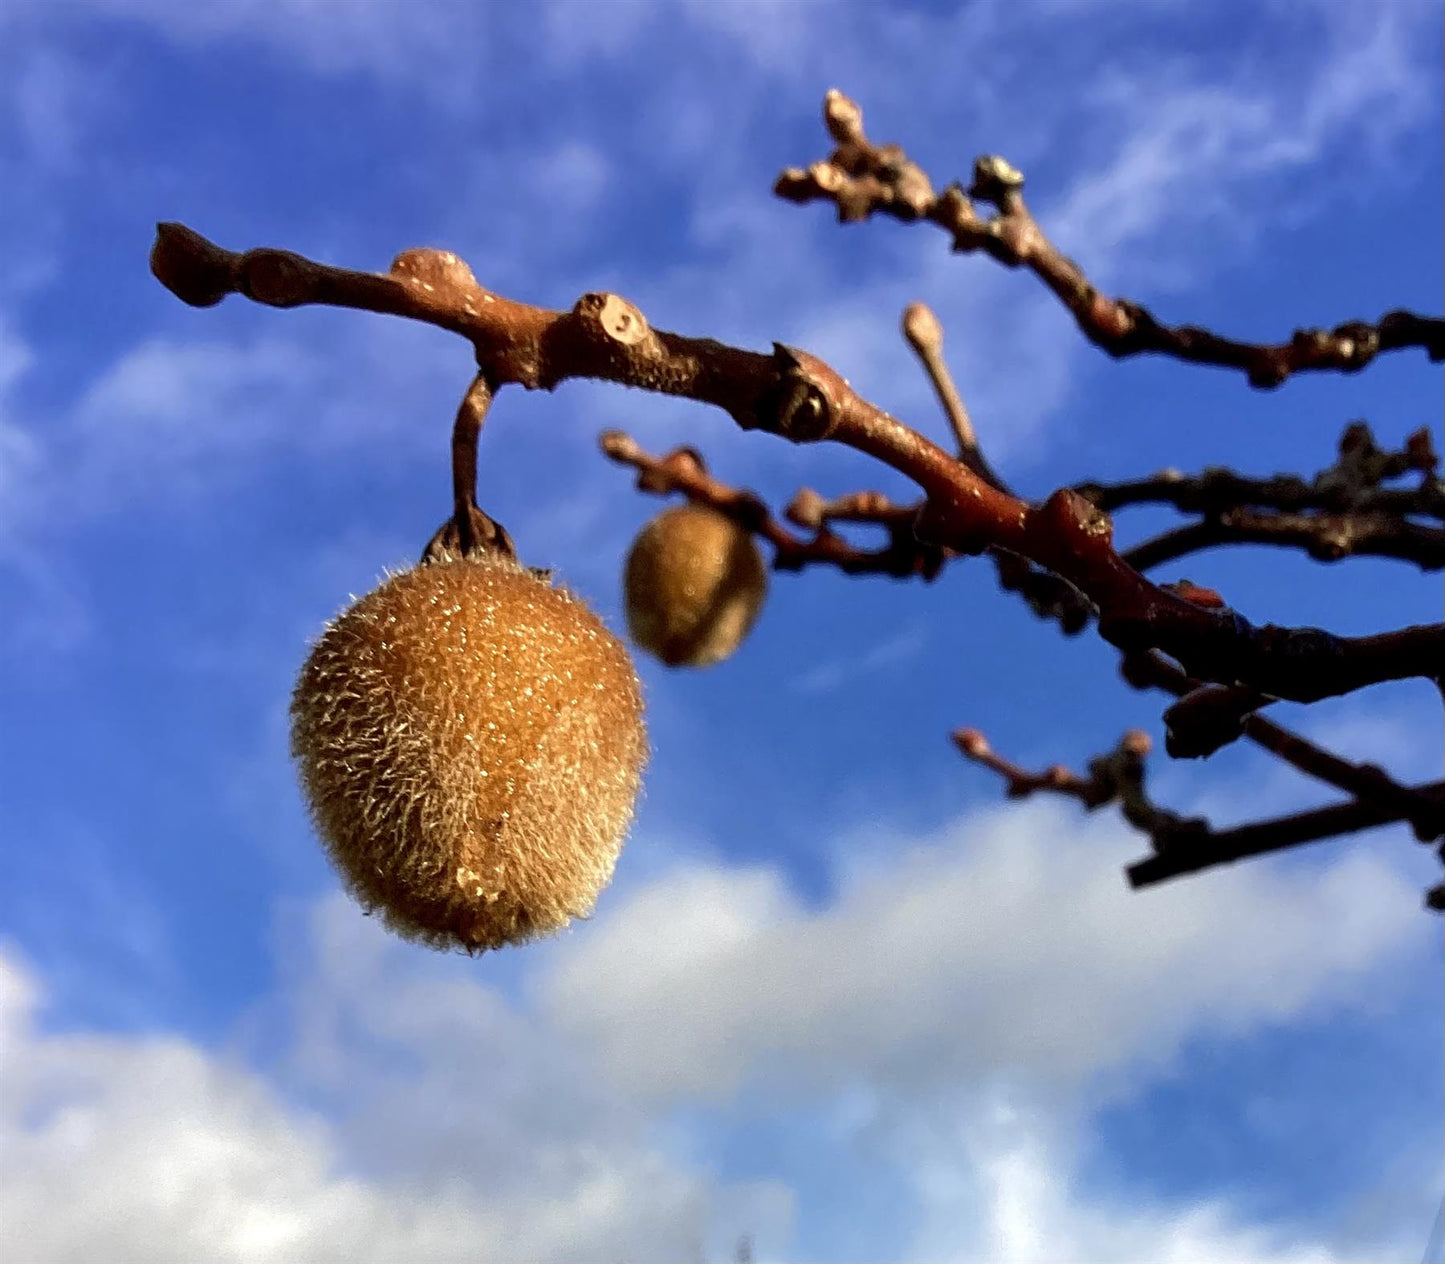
left=822, top=88, right=866, bottom=145
left=574, top=291, right=651, bottom=346
left=244, top=250, right=313, bottom=307
left=968, top=154, right=1025, bottom=208
left=390, top=248, right=478, bottom=293
left=786, top=488, right=827, bottom=531
left=1036, top=487, right=1115, bottom=555
left=150, top=221, right=236, bottom=307
left=757, top=344, right=839, bottom=443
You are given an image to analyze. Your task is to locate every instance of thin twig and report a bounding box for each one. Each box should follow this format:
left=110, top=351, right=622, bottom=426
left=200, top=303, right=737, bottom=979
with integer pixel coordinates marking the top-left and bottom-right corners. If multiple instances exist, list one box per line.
left=1123, top=511, right=1445, bottom=572
left=953, top=725, right=1209, bottom=844
left=607, top=434, right=1096, bottom=629
left=901, top=301, right=1006, bottom=488
left=419, top=374, right=526, bottom=565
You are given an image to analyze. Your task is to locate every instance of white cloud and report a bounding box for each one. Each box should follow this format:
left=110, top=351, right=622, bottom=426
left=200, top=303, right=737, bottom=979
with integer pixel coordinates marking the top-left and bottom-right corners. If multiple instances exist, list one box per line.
left=537, top=0, right=657, bottom=66
left=897, top=1094, right=1407, bottom=1263
left=0, top=911, right=790, bottom=1263
left=0, top=791, right=1431, bottom=1263
left=2, top=304, right=469, bottom=532
left=0, top=319, right=92, bottom=655
left=1295, top=698, right=1445, bottom=788
left=520, top=140, right=613, bottom=216
left=672, top=0, right=843, bottom=71
left=72, top=335, right=317, bottom=488
left=23, top=0, right=834, bottom=90
left=542, top=800, right=1418, bottom=1105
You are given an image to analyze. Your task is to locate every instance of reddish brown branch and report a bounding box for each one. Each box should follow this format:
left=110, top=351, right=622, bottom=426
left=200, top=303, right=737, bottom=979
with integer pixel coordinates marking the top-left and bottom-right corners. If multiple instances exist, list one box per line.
left=785, top=484, right=1098, bottom=632
left=775, top=91, right=1445, bottom=389
left=897, top=301, right=1097, bottom=628
left=149, top=222, right=1445, bottom=706
left=952, top=726, right=1209, bottom=845
left=605, top=433, right=1098, bottom=630
left=1092, top=422, right=1445, bottom=572
left=417, top=374, right=525, bottom=564
left=599, top=433, right=946, bottom=579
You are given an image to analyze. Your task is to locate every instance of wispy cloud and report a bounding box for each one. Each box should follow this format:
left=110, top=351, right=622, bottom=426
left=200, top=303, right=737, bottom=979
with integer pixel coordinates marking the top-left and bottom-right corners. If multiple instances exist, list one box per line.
left=0, top=320, right=42, bottom=530
left=896, top=1091, right=1420, bottom=1262
left=1052, top=0, right=1439, bottom=280
left=26, top=0, right=497, bottom=89
left=789, top=623, right=928, bottom=695
left=0, top=312, right=460, bottom=549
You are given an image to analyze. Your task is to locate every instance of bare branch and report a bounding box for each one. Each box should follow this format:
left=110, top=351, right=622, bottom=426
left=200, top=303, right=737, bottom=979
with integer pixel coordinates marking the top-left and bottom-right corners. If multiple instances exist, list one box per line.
left=1122, top=650, right=1445, bottom=841
left=150, top=222, right=1445, bottom=705
left=1076, top=423, right=1443, bottom=519
left=901, top=301, right=1008, bottom=490
left=1127, top=787, right=1445, bottom=890
left=952, top=726, right=1207, bottom=844
left=954, top=722, right=1445, bottom=901
left=775, top=91, right=1445, bottom=389
left=1123, top=511, right=1445, bottom=572
left=600, top=433, right=947, bottom=580
left=151, top=80, right=1440, bottom=908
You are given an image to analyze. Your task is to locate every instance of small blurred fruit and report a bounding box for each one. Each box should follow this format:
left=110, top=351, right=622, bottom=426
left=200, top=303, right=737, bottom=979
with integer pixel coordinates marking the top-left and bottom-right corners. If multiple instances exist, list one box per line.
left=623, top=504, right=768, bottom=667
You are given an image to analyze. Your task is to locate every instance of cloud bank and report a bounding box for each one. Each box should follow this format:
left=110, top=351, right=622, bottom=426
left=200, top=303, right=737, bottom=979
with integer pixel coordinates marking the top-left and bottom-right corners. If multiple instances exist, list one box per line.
left=1, top=799, right=1429, bottom=1262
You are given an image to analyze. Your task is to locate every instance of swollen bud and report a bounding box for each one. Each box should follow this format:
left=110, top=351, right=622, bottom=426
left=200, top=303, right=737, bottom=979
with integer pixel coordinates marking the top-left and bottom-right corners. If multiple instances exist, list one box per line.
left=290, top=552, right=647, bottom=952
left=623, top=504, right=768, bottom=668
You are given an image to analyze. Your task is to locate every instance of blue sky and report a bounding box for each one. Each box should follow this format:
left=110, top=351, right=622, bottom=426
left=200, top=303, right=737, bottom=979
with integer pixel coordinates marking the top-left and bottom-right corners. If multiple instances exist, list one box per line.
left=0, top=1, right=1442, bottom=1259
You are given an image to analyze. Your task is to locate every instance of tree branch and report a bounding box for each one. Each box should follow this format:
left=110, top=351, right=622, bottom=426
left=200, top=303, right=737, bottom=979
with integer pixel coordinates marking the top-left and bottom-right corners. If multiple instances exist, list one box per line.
left=1122, top=510, right=1445, bottom=572
left=952, top=726, right=1208, bottom=844
left=1077, top=423, right=1443, bottom=519
left=953, top=724, right=1445, bottom=901
left=1121, top=649, right=1445, bottom=841
left=149, top=221, right=1445, bottom=706
left=1126, top=787, right=1445, bottom=890
left=599, top=432, right=947, bottom=579
left=900, top=300, right=1009, bottom=490
left=775, top=91, right=1445, bottom=389
left=606, top=433, right=1098, bottom=633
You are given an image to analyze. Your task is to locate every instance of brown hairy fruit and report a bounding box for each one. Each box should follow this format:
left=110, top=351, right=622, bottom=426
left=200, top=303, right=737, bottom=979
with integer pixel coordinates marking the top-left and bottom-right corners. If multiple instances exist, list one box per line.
left=623, top=504, right=768, bottom=668
left=290, top=552, right=647, bottom=952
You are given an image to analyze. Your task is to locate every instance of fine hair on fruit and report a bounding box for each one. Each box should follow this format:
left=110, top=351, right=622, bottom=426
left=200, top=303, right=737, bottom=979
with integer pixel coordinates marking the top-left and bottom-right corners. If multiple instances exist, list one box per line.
left=291, top=551, right=648, bottom=952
